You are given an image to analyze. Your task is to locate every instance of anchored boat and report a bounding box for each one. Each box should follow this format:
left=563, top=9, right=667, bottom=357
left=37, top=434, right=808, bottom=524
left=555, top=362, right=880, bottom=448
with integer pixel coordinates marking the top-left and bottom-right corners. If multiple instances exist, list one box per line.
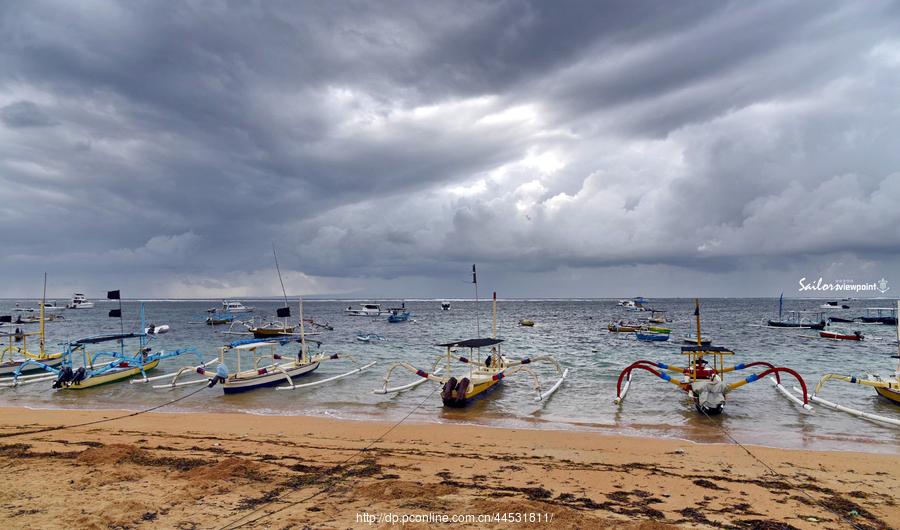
left=3, top=290, right=201, bottom=389
left=792, top=302, right=899, bottom=427
left=859, top=307, right=897, bottom=326
left=346, top=303, right=384, bottom=317
left=767, top=294, right=826, bottom=329
left=66, top=293, right=94, bottom=309
left=616, top=299, right=811, bottom=415
left=374, top=266, right=567, bottom=408
left=0, top=274, right=64, bottom=376
left=146, top=300, right=373, bottom=394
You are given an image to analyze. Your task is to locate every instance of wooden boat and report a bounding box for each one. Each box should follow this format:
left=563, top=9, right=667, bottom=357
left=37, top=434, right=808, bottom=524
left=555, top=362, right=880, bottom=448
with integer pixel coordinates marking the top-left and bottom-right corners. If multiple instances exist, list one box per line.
left=148, top=300, right=373, bottom=394
left=827, top=316, right=856, bottom=323
left=766, top=293, right=826, bottom=329
left=375, top=268, right=567, bottom=408
left=635, top=331, right=669, bottom=342
left=0, top=275, right=65, bottom=376
left=791, top=302, right=900, bottom=427
left=206, top=312, right=235, bottom=325
left=2, top=291, right=202, bottom=390
left=648, top=310, right=670, bottom=324
left=386, top=304, right=411, bottom=323
left=859, top=307, right=897, bottom=325
left=608, top=322, right=643, bottom=333
left=683, top=334, right=711, bottom=346
left=819, top=330, right=863, bottom=341
left=616, top=299, right=811, bottom=416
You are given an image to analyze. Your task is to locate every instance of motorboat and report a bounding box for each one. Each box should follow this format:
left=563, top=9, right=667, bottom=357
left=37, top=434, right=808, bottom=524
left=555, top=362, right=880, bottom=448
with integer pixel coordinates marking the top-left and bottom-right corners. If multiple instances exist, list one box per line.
left=441, top=301, right=451, bottom=311
left=345, top=303, right=383, bottom=317
left=66, top=294, right=94, bottom=309
left=820, top=301, right=850, bottom=310
left=222, top=300, right=254, bottom=313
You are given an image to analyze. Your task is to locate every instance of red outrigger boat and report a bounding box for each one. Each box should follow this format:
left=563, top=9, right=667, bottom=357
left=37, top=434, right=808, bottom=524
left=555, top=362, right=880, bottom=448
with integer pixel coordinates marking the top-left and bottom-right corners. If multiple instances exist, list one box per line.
left=819, top=330, right=863, bottom=341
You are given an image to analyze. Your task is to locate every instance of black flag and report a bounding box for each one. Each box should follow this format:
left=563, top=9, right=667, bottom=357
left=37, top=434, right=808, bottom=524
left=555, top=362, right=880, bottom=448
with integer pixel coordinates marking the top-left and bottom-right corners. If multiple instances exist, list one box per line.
left=0, top=315, right=11, bottom=323
left=107, top=290, right=120, bottom=300
left=472, top=264, right=477, bottom=284
left=694, top=303, right=700, bottom=316
left=109, top=309, right=122, bottom=318
left=276, top=307, right=291, bottom=318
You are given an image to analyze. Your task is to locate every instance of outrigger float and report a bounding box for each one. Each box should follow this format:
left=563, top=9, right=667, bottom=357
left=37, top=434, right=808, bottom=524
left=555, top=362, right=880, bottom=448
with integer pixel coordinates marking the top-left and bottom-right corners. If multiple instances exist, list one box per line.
left=0, top=274, right=64, bottom=376
left=374, top=267, right=568, bottom=407
left=790, top=302, right=900, bottom=427
left=2, top=290, right=204, bottom=390
left=615, top=299, right=812, bottom=415
left=144, top=300, right=374, bottom=394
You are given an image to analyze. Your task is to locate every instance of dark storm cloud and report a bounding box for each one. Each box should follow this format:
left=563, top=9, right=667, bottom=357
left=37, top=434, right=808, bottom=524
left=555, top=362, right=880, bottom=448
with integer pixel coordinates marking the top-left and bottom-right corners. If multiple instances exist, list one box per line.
left=0, top=0, right=897, bottom=297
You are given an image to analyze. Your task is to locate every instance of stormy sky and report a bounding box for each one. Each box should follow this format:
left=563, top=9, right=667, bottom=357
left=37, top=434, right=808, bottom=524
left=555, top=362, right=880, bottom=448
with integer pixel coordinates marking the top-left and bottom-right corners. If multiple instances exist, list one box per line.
left=1, top=1, right=899, bottom=299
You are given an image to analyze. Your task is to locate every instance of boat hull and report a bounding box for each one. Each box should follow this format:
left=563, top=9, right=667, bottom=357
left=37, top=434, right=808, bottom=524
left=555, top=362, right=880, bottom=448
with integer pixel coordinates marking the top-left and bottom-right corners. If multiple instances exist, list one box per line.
left=767, top=320, right=826, bottom=330
left=63, top=359, right=160, bottom=390
left=875, top=386, right=900, bottom=405
left=819, top=331, right=863, bottom=341
left=441, top=377, right=500, bottom=407
left=0, top=354, right=65, bottom=376
left=223, top=362, right=319, bottom=394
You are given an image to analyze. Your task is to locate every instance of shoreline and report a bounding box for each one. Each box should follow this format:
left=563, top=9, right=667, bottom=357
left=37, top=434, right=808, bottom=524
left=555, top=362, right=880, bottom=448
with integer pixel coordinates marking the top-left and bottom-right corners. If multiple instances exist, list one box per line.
left=1, top=406, right=897, bottom=529
left=6, top=400, right=899, bottom=456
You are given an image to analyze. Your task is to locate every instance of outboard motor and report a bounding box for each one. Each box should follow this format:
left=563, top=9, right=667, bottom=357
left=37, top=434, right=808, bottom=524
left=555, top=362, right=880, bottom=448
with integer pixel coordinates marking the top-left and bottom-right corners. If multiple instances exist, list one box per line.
left=52, top=366, right=74, bottom=389
left=441, top=377, right=470, bottom=407
left=70, top=367, right=86, bottom=386
left=441, top=377, right=458, bottom=404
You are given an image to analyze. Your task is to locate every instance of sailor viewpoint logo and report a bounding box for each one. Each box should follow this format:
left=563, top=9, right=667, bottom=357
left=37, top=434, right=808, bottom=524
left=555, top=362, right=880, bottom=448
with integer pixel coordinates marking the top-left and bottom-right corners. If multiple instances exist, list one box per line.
left=798, top=277, right=890, bottom=294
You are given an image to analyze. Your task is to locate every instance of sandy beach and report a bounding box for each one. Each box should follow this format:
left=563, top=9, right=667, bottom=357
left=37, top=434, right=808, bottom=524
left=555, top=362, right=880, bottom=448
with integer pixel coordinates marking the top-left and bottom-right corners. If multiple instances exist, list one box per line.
left=0, top=407, right=896, bottom=529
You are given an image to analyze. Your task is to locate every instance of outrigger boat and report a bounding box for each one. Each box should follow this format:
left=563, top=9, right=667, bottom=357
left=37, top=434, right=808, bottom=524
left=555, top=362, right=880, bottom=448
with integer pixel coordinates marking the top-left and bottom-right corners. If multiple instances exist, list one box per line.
left=3, top=290, right=202, bottom=390
left=0, top=275, right=64, bottom=376
left=145, top=300, right=374, bottom=394
left=859, top=307, right=897, bottom=326
left=386, top=304, right=411, bottom=323
left=791, top=302, right=900, bottom=427
left=635, top=330, right=669, bottom=342
left=648, top=310, right=670, bottom=324
left=206, top=312, right=236, bottom=325
left=616, top=299, right=812, bottom=415
left=374, top=266, right=568, bottom=407
left=766, top=293, right=826, bottom=329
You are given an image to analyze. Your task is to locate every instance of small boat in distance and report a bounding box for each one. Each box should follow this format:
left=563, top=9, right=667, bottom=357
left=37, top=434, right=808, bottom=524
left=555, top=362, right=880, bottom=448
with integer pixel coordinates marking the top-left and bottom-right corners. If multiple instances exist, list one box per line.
left=356, top=332, right=385, bottom=343
left=766, top=294, right=826, bottom=330
left=820, top=330, right=863, bottom=341
left=441, top=301, right=451, bottom=311
left=635, top=330, right=669, bottom=342
left=222, top=300, right=254, bottom=313
left=66, top=293, right=94, bottom=309
left=346, top=303, right=383, bottom=317
left=859, top=307, right=898, bottom=326
left=820, top=301, right=850, bottom=310
left=519, top=319, right=535, bottom=327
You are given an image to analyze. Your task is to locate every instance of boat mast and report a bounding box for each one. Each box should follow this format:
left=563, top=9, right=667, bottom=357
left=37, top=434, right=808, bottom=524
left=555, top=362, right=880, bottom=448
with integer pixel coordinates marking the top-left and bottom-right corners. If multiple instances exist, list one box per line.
left=895, top=301, right=899, bottom=374
left=491, top=291, right=497, bottom=368
left=694, top=298, right=702, bottom=348
left=778, top=292, right=783, bottom=322
left=40, top=273, right=46, bottom=356
left=472, top=264, right=480, bottom=337
left=299, top=298, right=307, bottom=363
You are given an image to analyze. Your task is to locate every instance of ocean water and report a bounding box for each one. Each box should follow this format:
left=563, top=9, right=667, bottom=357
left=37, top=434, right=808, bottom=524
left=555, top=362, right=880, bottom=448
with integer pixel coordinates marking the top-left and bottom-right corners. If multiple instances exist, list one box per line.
left=1, top=298, right=898, bottom=454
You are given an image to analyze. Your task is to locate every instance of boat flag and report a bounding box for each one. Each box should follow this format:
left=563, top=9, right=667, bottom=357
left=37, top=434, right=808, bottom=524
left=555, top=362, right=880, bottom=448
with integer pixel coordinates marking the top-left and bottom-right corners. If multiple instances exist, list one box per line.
left=0, top=315, right=10, bottom=323
left=108, top=309, right=122, bottom=318
left=107, top=290, right=120, bottom=300
left=694, top=304, right=700, bottom=316
left=276, top=307, right=291, bottom=318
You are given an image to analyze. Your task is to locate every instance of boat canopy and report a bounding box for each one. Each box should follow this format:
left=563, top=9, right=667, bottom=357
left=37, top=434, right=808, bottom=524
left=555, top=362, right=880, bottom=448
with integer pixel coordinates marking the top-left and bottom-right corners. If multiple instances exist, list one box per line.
left=71, top=333, right=145, bottom=345
left=436, top=338, right=504, bottom=348
left=680, top=345, right=734, bottom=354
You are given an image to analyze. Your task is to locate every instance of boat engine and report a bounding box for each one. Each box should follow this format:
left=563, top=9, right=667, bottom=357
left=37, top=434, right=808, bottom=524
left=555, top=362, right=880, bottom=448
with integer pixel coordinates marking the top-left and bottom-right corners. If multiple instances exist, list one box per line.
left=52, top=366, right=74, bottom=388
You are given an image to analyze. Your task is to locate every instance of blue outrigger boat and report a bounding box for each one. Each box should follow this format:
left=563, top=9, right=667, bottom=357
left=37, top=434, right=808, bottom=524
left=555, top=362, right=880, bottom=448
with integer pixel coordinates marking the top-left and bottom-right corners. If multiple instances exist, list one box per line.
left=635, top=330, right=670, bottom=342
left=4, top=290, right=204, bottom=389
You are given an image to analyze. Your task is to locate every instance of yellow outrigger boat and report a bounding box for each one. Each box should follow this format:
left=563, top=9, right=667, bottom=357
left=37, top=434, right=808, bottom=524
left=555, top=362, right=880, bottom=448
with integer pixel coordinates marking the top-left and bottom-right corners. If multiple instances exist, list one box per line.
left=375, top=267, right=568, bottom=408
left=792, top=301, right=900, bottom=427
left=0, top=274, right=64, bottom=379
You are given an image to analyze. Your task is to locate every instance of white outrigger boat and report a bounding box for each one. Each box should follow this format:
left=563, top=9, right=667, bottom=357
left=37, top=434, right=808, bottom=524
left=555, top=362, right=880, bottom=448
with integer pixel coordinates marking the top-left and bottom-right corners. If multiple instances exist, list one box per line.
left=221, top=300, right=255, bottom=313
left=66, top=293, right=94, bottom=309
left=345, top=303, right=383, bottom=317
left=790, top=301, right=900, bottom=427
left=374, top=268, right=568, bottom=407
left=144, top=300, right=374, bottom=394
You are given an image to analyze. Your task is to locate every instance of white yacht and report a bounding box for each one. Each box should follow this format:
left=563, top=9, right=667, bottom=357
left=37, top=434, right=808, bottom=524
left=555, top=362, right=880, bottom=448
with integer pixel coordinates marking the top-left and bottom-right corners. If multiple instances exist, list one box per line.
left=222, top=300, right=255, bottom=313
left=345, top=303, right=383, bottom=316
left=66, top=293, right=94, bottom=309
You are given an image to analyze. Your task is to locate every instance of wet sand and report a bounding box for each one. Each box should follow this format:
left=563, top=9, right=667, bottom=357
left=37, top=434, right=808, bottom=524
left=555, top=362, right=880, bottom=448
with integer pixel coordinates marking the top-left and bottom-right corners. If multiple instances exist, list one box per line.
left=0, top=407, right=896, bottom=529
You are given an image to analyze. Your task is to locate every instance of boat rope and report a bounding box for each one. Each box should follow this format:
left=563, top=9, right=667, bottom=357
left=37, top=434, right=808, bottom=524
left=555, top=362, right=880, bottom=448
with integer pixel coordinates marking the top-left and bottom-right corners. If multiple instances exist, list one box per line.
left=698, top=408, right=868, bottom=530
left=216, top=384, right=440, bottom=530
left=0, top=384, right=209, bottom=440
